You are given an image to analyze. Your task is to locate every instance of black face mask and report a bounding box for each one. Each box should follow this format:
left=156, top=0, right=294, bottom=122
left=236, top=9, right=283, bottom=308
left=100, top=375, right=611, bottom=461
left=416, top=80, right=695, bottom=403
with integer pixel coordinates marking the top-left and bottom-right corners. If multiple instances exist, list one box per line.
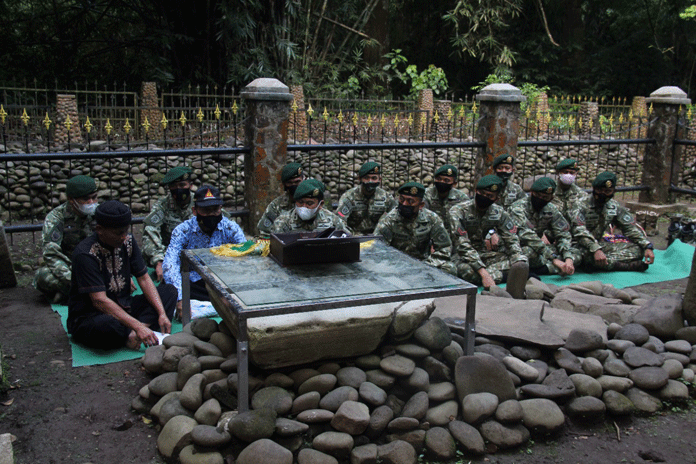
left=285, top=185, right=298, bottom=196
left=530, top=195, right=549, bottom=211
left=362, top=182, right=379, bottom=195
left=475, top=193, right=495, bottom=210
left=198, top=214, right=222, bottom=233
left=171, top=188, right=190, bottom=205
left=496, top=171, right=512, bottom=184
left=594, top=192, right=614, bottom=206
left=398, top=203, right=418, bottom=219
left=434, top=182, right=452, bottom=194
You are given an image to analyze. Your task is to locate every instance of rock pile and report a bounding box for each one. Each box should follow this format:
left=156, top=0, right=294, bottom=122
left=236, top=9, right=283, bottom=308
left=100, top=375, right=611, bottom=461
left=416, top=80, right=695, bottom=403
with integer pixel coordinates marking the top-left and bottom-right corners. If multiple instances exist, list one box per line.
left=133, top=288, right=695, bottom=464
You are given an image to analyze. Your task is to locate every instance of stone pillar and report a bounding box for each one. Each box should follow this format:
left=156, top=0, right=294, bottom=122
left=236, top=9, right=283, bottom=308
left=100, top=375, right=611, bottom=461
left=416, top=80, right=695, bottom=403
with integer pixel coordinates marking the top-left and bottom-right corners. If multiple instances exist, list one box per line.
left=579, top=102, right=599, bottom=137
left=532, top=93, right=549, bottom=134
left=140, top=82, right=162, bottom=139
left=289, top=85, right=307, bottom=142
left=417, top=89, right=434, bottom=136
left=54, top=94, right=83, bottom=146
left=631, top=96, right=649, bottom=138
left=0, top=221, right=17, bottom=288
left=241, top=78, right=294, bottom=235
left=475, top=84, right=526, bottom=181
left=639, top=86, right=691, bottom=204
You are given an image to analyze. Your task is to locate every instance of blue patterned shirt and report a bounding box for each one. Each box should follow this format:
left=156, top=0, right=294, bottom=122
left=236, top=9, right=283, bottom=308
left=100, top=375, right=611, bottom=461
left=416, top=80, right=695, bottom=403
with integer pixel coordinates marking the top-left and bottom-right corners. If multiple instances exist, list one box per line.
left=163, top=216, right=246, bottom=300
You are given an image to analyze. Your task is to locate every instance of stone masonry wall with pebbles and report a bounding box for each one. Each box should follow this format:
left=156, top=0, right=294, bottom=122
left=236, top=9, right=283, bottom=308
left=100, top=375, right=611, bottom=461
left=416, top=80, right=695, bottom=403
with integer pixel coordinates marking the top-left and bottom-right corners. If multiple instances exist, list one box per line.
left=133, top=279, right=696, bottom=464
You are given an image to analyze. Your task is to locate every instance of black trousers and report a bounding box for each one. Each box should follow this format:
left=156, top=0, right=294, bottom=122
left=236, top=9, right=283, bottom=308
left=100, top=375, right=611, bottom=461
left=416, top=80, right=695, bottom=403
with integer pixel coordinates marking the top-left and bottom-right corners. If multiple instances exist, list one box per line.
left=189, top=279, right=211, bottom=301
left=70, top=283, right=177, bottom=350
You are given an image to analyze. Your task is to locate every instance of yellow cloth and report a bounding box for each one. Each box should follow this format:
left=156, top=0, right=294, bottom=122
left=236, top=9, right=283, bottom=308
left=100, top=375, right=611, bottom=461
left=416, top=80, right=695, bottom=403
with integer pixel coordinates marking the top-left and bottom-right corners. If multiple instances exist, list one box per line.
left=211, top=240, right=270, bottom=257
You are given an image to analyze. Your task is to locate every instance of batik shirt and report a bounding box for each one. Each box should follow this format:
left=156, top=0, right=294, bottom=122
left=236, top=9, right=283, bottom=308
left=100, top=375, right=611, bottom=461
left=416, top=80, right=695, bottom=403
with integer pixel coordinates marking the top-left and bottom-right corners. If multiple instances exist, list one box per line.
left=336, top=186, right=396, bottom=235
left=163, top=216, right=246, bottom=300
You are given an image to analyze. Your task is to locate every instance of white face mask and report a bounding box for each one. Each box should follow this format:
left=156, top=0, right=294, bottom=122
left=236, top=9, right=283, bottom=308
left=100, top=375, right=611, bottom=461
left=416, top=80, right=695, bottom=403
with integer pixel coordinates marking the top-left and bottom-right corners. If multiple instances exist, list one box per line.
left=77, top=202, right=98, bottom=216
left=559, top=173, right=576, bottom=186
left=296, top=204, right=320, bottom=221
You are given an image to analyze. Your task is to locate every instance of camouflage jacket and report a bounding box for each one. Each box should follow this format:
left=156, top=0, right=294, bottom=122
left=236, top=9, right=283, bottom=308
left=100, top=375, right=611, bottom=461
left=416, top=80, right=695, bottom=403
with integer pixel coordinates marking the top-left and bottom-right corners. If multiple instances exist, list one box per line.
left=257, top=193, right=294, bottom=238
left=495, top=180, right=527, bottom=209
left=142, top=195, right=194, bottom=266
left=572, top=195, right=651, bottom=252
left=509, top=197, right=574, bottom=261
left=271, top=208, right=351, bottom=235
left=40, top=202, right=95, bottom=271
left=373, top=207, right=452, bottom=269
left=447, top=200, right=526, bottom=270
left=336, top=185, right=396, bottom=235
left=423, top=186, right=469, bottom=226
left=552, top=182, right=589, bottom=222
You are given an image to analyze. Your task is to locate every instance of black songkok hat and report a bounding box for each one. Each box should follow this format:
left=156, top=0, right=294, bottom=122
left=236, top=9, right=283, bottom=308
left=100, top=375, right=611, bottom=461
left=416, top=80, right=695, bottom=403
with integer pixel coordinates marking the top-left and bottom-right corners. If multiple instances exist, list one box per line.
left=95, top=200, right=132, bottom=228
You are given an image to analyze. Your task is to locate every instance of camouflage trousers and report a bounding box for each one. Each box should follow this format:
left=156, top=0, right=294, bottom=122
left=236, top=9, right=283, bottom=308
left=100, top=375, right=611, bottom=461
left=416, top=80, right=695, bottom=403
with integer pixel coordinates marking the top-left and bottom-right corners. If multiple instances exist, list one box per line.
left=522, top=245, right=584, bottom=274
left=33, top=265, right=71, bottom=301
left=454, top=250, right=511, bottom=285
left=582, top=241, right=644, bottom=270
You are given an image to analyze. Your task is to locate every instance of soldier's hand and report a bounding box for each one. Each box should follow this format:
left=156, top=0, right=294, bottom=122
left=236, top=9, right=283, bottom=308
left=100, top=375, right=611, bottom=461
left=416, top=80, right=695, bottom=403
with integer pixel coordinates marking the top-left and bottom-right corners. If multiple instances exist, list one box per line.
left=594, top=249, right=608, bottom=267
left=564, top=258, right=575, bottom=276
left=490, top=233, right=500, bottom=250
left=155, top=261, right=164, bottom=283
left=644, top=249, right=655, bottom=265
left=552, top=258, right=566, bottom=275
left=135, top=324, right=158, bottom=347
left=478, top=268, right=495, bottom=289
left=541, top=234, right=551, bottom=245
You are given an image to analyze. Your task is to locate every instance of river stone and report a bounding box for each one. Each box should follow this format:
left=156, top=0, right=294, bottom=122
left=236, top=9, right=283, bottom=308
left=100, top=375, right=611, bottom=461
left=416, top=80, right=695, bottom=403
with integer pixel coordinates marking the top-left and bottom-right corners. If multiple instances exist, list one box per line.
left=265, top=372, right=294, bottom=389
left=461, top=392, right=498, bottom=424
left=351, top=444, right=378, bottom=464
left=448, top=420, right=485, bottom=454
left=662, top=352, right=690, bottom=365
left=297, top=448, right=338, bottom=464
left=519, top=398, right=566, bottom=433
left=643, top=336, right=666, bottom=353
left=157, top=415, right=197, bottom=458
left=290, top=368, right=323, bottom=388
left=569, top=373, right=603, bottom=398
left=614, top=323, right=650, bottom=345
left=554, top=348, right=584, bottom=374
left=604, top=359, right=631, bottom=377
left=359, top=382, right=387, bottom=407
left=386, top=430, right=427, bottom=452
left=150, top=392, right=180, bottom=420
left=190, top=318, right=218, bottom=341
left=386, top=395, right=405, bottom=416
left=376, top=440, right=417, bottom=464
left=191, top=424, right=231, bottom=448
left=576, top=280, right=604, bottom=295
left=658, top=379, right=689, bottom=400
left=228, top=408, right=277, bottom=442
left=510, top=345, right=542, bottom=361
left=495, top=399, right=523, bottom=423
left=366, top=405, right=394, bottom=439
left=163, top=332, right=198, bottom=349
left=158, top=398, right=193, bottom=426
left=582, top=357, right=603, bottom=378
left=292, top=391, right=321, bottom=414
left=180, top=373, right=206, bottom=411
left=629, top=366, right=670, bottom=390
left=474, top=344, right=510, bottom=361
left=275, top=418, right=309, bottom=437
left=428, top=382, right=456, bottom=401
left=665, top=339, right=693, bottom=354
left=564, top=328, right=605, bottom=353
left=413, top=317, right=452, bottom=351
left=404, top=367, right=429, bottom=392
left=197, top=355, right=225, bottom=370
left=683, top=368, right=695, bottom=382
left=519, top=383, right=575, bottom=401
left=296, top=409, right=334, bottom=423
left=313, top=431, right=354, bottom=460
left=143, top=344, right=166, bottom=373
left=365, top=369, right=396, bottom=389
left=209, top=332, right=236, bottom=357
left=132, top=395, right=153, bottom=414
left=566, top=396, right=606, bottom=420
left=298, top=374, right=337, bottom=395
left=528, top=359, right=548, bottom=382
left=662, top=359, right=684, bottom=379
left=602, top=285, right=633, bottom=303
left=400, top=391, right=429, bottom=420
left=319, top=363, right=341, bottom=374
left=626, top=388, right=662, bottom=413
left=454, top=356, right=516, bottom=402
left=623, top=346, right=663, bottom=368
left=607, top=339, right=635, bottom=354
left=632, top=294, right=684, bottom=338
left=597, top=375, right=634, bottom=392
left=251, top=386, right=293, bottom=415
left=502, top=356, right=540, bottom=382
left=195, top=398, right=221, bottom=426
left=219, top=356, right=238, bottom=373
left=356, top=354, right=382, bottom=370
left=423, top=356, right=451, bottom=381
left=336, top=367, right=367, bottom=388
left=602, top=390, right=635, bottom=415
left=179, top=445, right=223, bottom=464
left=676, top=327, right=696, bottom=344
left=425, top=400, right=458, bottom=426
left=395, top=343, right=431, bottom=359
left=331, top=401, right=370, bottom=435
left=424, top=427, right=456, bottom=460
left=542, top=368, right=576, bottom=395
left=236, top=439, right=292, bottom=464
left=150, top=372, right=180, bottom=397
left=479, top=420, right=530, bottom=449
left=380, top=355, right=416, bottom=377
left=319, top=386, right=359, bottom=412
left=442, top=342, right=464, bottom=367
left=387, top=417, right=420, bottom=432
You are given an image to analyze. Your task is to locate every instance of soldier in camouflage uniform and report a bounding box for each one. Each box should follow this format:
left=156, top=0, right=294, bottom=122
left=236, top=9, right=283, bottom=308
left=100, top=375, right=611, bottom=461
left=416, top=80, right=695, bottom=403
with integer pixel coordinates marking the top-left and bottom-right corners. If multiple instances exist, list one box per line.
left=424, top=164, right=469, bottom=231
left=336, top=161, right=396, bottom=235
left=509, top=177, right=583, bottom=276
left=33, top=175, right=98, bottom=303
left=257, top=163, right=306, bottom=237
left=492, top=153, right=527, bottom=209
left=142, top=166, right=194, bottom=282
left=573, top=171, right=655, bottom=272
left=271, top=179, right=350, bottom=234
left=552, top=158, right=589, bottom=222
left=373, top=182, right=454, bottom=273
left=447, top=175, right=528, bottom=288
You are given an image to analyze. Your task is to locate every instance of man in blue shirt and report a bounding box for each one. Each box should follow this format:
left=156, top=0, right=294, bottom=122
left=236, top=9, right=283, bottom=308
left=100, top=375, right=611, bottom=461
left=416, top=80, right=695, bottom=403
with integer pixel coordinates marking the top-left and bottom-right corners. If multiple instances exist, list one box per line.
left=163, top=185, right=246, bottom=313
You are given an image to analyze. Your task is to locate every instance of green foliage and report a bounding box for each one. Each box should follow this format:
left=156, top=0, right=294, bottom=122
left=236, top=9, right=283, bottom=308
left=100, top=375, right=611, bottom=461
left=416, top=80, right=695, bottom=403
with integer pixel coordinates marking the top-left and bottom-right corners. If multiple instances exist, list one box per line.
left=382, top=49, right=449, bottom=98
left=680, top=5, right=696, bottom=19
left=472, top=73, right=548, bottom=110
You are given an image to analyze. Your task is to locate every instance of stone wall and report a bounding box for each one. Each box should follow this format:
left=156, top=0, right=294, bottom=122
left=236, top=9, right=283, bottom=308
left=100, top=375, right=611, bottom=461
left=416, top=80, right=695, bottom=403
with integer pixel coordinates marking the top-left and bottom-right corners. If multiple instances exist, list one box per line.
left=53, top=95, right=83, bottom=146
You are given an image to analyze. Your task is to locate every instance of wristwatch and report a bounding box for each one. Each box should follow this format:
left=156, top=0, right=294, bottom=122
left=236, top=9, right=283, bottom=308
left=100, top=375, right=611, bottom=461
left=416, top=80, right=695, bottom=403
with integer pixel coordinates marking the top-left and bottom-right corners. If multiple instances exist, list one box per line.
left=646, top=243, right=654, bottom=250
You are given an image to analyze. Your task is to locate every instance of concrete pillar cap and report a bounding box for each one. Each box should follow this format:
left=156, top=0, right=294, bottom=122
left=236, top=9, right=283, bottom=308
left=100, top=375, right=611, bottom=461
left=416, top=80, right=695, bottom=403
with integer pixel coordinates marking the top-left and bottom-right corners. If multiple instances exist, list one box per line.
left=241, top=78, right=293, bottom=101
left=646, top=86, right=691, bottom=105
left=475, top=83, right=526, bottom=103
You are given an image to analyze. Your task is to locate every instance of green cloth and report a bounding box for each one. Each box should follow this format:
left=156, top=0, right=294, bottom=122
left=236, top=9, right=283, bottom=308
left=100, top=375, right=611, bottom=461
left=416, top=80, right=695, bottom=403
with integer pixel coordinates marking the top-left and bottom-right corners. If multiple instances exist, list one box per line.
left=531, top=177, right=557, bottom=193
left=66, top=175, right=97, bottom=199
left=162, top=166, right=192, bottom=185
left=593, top=171, right=617, bottom=188
left=359, top=161, right=381, bottom=178
left=476, top=174, right=504, bottom=192
left=294, top=178, right=325, bottom=200
left=556, top=158, right=578, bottom=171
left=435, top=165, right=458, bottom=178
left=281, top=163, right=303, bottom=183
left=397, top=181, right=425, bottom=199
left=492, top=154, right=514, bottom=168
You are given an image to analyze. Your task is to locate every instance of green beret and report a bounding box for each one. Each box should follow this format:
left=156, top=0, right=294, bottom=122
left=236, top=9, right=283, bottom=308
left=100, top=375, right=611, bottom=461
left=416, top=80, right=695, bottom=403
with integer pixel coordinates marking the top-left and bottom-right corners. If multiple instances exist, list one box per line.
left=162, top=166, right=192, bottom=185
left=66, top=175, right=97, bottom=199
left=476, top=175, right=504, bottom=192
left=359, top=161, right=380, bottom=178
left=592, top=171, right=617, bottom=189
left=294, top=178, right=325, bottom=200
left=435, top=165, right=458, bottom=178
left=556, top=158, right=578, bottom=171
left=281, top=163, right=304, bottom=183
left=397, top=181, right=425, bottom=199
left=531, top=177, right=557, bottom=193
left=492, top=153, right=515, bottom=169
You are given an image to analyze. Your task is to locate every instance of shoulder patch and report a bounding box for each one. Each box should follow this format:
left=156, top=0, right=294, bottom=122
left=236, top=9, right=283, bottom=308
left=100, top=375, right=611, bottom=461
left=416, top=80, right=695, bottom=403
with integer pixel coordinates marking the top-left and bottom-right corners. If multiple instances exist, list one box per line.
left=50, top=227, right=62, bottom=242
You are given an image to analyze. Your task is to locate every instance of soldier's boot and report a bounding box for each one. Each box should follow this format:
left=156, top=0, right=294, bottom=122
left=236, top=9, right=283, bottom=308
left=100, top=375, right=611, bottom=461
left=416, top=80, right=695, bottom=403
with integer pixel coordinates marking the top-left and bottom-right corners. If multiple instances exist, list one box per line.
left=613, top=260, right=649, bottom=272
left=506, top=261, right=529, bottom=300
left=681, top=219, right=695, bottom=244
left=667, top=215, right=683, bottom=246
left=645, top=211, right=659, bottom=236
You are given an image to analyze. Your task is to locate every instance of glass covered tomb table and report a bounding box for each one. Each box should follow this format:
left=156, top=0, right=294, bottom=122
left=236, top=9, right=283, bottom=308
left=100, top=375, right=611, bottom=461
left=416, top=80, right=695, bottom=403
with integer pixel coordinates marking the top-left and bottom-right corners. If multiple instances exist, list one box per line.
left=180, top=239, right=477, bottom=411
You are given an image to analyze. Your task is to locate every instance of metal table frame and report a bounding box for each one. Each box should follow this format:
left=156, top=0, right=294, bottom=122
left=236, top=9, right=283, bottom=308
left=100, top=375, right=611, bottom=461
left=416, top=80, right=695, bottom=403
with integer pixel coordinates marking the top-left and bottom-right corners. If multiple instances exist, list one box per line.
left=180, top=244, right=477, bottom=412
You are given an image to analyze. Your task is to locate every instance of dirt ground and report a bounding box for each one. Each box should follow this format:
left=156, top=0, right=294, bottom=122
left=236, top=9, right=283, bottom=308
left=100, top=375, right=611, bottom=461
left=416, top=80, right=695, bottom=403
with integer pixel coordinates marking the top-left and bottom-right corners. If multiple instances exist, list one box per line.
left=1, top=225, right=696, bottom=464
